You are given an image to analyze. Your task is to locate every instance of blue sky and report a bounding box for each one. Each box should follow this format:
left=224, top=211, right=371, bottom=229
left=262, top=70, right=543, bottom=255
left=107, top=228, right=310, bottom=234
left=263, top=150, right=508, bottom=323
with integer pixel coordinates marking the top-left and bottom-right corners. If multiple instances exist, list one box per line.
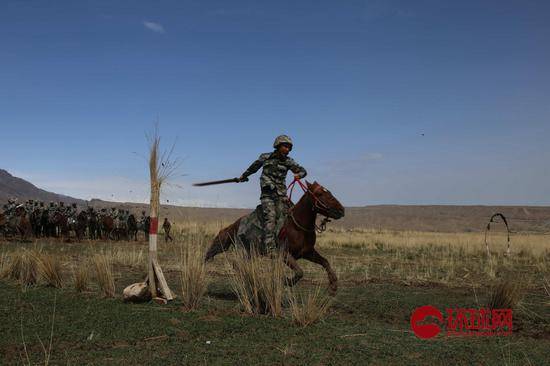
left=1, top=0, right=549, bottom=207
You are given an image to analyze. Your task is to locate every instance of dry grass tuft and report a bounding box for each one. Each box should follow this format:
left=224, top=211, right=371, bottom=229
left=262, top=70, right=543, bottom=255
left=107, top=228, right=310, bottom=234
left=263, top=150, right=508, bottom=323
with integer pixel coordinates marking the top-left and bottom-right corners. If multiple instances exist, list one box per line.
left=3, top=250, right=38, bottom=288
left=179, top=241, right=209, bottom=310
left=288, top=286, right=333, bottom=327
left=33, top=252, right=63, bottom=288
left=92, top=254, right=116, bottom=298
left=109, top=248, right=144, bottom=267
left=543, top=277, right=550, bottom=306
left=488, top=279, right=523, bottom=310
left=0, top=251, right=8, bottom=277
left=227, top=248, right=286, bottom=316
left=73, top=265, right=90, bottom=292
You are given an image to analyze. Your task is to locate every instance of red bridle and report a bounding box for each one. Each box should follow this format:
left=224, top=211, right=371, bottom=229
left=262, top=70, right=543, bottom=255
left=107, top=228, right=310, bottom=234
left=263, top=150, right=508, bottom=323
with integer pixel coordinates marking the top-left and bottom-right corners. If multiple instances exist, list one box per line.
left=287, top=178, right=330, bottom=214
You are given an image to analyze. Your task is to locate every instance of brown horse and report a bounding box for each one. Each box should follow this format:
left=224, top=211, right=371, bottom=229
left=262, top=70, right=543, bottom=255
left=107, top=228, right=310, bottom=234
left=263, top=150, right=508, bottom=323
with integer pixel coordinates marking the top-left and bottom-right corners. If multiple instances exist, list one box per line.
left=0, top=212, right=8, bottom=238
left=101, top=216, right=114, bottom=240
left=10, top=206, right=33, bottom=240
left=50, top=212, right=69, bottom=240
left=74, top=211, right=88, bottom=241
left=205, top=181, right=345, bottom=294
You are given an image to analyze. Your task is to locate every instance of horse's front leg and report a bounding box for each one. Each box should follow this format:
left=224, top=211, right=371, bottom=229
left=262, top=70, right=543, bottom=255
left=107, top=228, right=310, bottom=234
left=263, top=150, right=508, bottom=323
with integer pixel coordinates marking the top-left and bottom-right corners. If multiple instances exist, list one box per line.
left=302, top=249, right=338, bottom=295
left=283, top=253, right=304, bottom=287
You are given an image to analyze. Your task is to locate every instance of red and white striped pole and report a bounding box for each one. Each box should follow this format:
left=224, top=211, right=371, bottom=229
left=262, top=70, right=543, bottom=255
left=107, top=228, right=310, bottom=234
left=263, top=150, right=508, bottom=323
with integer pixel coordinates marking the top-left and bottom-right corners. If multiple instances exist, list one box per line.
left=148, top=214, right=159, bottom=297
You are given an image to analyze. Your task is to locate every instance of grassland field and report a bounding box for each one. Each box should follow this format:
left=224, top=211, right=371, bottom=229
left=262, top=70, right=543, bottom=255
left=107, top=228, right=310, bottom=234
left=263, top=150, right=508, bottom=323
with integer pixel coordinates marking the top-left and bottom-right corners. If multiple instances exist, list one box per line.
left=0, top=221, right=549, bottom=365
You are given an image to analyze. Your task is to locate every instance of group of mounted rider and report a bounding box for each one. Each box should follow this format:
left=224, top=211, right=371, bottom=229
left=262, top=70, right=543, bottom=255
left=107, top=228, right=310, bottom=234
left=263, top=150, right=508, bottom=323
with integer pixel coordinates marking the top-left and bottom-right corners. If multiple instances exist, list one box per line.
left=0, top=198, right=151, bottom=241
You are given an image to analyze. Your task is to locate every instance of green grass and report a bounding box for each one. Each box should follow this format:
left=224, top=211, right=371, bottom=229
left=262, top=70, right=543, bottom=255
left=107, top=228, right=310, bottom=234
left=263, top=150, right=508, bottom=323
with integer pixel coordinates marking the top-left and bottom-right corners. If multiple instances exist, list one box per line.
left=1, top=277, right=548, bottom=365
left=0, top=231, right=549, bottom=365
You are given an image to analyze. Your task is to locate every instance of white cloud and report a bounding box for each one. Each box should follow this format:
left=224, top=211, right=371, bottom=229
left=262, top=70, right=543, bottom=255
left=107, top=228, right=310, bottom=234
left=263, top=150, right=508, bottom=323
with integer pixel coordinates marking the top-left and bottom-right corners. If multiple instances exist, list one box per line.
left=143, top=21, right=165, bottom=34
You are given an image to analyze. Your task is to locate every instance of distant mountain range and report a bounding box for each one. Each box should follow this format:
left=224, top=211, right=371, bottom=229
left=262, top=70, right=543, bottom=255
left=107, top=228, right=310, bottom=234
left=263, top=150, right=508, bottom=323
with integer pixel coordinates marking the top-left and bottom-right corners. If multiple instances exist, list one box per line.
left=0, top=169, right=85, bottom=204
left=1, top=168, right=549, bottom=233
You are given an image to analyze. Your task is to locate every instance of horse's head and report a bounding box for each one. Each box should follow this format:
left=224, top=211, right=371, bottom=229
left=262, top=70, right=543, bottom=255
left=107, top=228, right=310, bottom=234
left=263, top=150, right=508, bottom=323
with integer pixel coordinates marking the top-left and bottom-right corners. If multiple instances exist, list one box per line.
left=306, top=181, right=345, bottom=220
left=15, top=206, right=26, bottom=217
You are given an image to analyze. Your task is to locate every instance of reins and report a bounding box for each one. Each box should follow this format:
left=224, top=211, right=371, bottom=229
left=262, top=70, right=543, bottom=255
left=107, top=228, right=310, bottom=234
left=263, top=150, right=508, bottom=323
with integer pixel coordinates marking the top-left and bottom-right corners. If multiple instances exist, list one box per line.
left=287, top=178, right=332, bottom=233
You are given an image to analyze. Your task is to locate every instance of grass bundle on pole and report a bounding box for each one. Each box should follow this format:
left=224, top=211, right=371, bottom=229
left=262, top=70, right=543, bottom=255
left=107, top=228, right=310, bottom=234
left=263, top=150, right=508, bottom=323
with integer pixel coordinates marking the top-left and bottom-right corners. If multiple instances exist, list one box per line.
left=146, top=125, right=179, bottom=301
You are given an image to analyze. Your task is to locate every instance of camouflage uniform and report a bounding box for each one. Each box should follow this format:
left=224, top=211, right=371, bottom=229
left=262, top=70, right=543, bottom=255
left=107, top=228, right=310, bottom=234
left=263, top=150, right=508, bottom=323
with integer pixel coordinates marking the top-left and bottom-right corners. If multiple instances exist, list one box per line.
left=139, top=211, right=146, bottom=224
left=6, top=199, right=18, bottom=217
left=241, top=135, right=307, bottom=252
left=163, top=218, right=173, bottom=242
left=58, top=202, right=66, bottom=215
left=48, top=202, right=56, bottom=218
left=66, top=204, right=77, bottom=220
left=117, top=209, right=126, bottom=229
left=99, top=208, right=107, bottom=219
left=25, top=200, right=34, bottom=214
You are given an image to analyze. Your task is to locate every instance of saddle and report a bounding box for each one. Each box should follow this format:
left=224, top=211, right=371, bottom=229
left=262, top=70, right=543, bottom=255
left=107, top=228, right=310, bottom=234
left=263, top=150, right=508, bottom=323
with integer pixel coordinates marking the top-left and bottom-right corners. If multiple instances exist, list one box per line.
left=236, top=204, right=290, bottom=252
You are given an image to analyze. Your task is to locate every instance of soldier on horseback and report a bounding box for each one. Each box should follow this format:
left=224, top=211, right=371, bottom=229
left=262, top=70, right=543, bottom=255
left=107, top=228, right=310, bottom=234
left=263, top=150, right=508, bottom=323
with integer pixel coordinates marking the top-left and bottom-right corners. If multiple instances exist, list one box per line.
left=66, top=203, right=77, bottom=221
left=6, top=198, right=18, bottom=218
left=139, top=210, right=146, bottom=224
left=25, top=199, right=34, bottom=214
left=238, top=135, right=307, bottom=253
left=48, top=201, right=56, bottom=218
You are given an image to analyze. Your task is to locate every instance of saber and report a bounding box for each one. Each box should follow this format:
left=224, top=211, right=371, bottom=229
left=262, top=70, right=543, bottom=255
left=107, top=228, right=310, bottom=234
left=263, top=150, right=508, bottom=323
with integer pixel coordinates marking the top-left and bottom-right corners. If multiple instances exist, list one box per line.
left=193, top=177, right=241, bottom=187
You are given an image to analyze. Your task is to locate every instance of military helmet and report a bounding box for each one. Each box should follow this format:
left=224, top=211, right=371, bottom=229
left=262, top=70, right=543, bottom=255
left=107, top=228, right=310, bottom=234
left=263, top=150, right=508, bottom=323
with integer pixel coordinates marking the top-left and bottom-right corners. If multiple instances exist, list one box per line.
left=273, top=135, right=293, bottom=150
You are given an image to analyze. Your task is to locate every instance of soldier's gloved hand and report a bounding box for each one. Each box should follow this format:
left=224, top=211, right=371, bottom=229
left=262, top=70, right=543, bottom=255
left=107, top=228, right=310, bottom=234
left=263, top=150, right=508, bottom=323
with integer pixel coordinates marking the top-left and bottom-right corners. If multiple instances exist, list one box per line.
left=239, top=175, right=249, bottom=182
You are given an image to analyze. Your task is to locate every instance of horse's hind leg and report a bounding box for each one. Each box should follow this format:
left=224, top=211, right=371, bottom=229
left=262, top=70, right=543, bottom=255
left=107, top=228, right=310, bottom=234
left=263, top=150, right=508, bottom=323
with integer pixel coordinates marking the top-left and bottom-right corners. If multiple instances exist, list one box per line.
left=205, top=232, right=234, bottom=262
left=302, top=249, right=338, bottom=295
left=283, top=253, right=304, bottom=288
left=205, top=220, right=241, bottom=262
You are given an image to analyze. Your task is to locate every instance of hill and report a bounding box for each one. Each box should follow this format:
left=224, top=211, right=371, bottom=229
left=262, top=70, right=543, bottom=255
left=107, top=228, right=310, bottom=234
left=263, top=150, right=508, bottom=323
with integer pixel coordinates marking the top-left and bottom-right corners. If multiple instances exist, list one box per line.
left=0, top=169, right=85, bottom=205
left=2, top=169, right=550, bottom=233
left=87, top=200, right=550, bottom=234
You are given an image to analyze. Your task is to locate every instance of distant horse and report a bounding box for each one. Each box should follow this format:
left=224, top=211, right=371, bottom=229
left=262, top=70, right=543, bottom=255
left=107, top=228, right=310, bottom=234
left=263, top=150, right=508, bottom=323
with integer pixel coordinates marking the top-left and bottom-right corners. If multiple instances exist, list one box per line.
left=30, top=208, right=43, bottom=237
left=112, top=216, right=129, bottom=241
left=11, top=206, right=33, bottom=240
left=127, top=214, right=138, bottom=241
left=40, top=210, right=50, bottom=237
left=50, top=212, right=69, bottom=240
left=74, top=211, right=88, bottom=241
left=205, top=181, right=345, bottom=294
left=0, top=212, right=11, bottom=238
left=100, top=216, right=114, bottom=240
left=138, top=216, right=150, bottom=240
left=88, top=212, right=99, bottom=240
